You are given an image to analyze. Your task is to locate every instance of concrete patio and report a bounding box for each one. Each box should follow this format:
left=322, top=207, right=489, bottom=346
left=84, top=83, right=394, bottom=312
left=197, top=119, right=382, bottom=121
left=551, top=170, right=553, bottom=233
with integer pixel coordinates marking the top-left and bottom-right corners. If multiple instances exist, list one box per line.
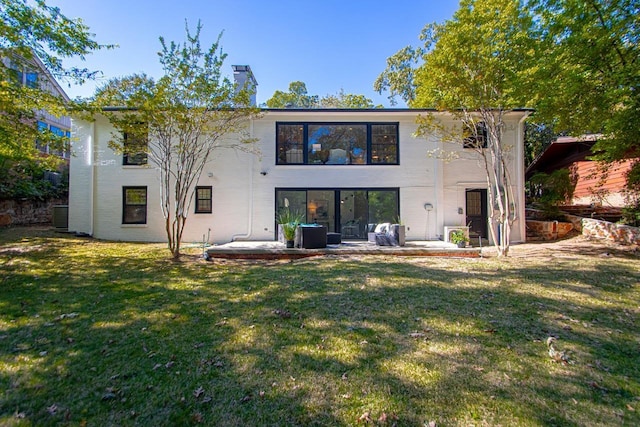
left=205, top=240, right=482, bottom=260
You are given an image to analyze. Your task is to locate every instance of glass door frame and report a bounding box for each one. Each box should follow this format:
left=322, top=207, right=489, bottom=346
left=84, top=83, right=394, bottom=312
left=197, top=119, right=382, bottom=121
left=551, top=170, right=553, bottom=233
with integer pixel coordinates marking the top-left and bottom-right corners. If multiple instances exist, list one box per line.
left=275, top=188, right=399, bottom=239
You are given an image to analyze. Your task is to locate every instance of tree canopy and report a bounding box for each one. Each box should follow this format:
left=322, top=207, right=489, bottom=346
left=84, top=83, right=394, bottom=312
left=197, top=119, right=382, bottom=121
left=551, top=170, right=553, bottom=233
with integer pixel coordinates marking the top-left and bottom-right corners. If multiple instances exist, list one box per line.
left=0, top=0, right=110, bottom=198
left=376, top=0, right=536, bottom=256
left=375, top=0, right=640, bottom=243
left=527, top=0, right=640, bottom=163
left=376, top=0, right=639, bottom=163
left=265, top=81, right=378, bottom=108
left=92, top=22, right=260, bottom=259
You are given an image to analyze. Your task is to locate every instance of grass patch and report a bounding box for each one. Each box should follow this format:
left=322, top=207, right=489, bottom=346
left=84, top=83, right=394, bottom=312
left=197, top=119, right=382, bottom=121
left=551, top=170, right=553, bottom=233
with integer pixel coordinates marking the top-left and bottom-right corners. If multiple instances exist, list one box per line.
left=0, top=227, right=639, bottom=426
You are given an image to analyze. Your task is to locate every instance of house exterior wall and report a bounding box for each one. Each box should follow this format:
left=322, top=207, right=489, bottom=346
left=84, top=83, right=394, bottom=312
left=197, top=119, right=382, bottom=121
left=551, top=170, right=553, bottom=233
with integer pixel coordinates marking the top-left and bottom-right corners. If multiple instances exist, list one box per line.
left=69, top=109, right=528, bottom=245
left=571, top=159, right=635, bottom=207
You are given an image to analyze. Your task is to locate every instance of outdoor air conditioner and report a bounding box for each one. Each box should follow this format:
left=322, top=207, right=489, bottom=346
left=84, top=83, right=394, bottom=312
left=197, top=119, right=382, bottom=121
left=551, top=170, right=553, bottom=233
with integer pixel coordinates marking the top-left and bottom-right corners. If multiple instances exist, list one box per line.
left=443, top=226, right=469, bottom=243
left=52, top=205, right=68, bottom=229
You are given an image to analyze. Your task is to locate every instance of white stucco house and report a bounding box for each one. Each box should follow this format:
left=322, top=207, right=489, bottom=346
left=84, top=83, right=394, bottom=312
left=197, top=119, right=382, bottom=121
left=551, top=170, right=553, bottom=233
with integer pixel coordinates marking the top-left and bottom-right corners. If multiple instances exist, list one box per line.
left=68, top=68, right=531, bottom=246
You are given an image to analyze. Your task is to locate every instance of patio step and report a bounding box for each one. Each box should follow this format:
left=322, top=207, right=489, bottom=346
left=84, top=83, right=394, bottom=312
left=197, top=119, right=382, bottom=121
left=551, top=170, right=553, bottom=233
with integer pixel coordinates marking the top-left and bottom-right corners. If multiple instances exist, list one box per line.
left=206, top=241, right=481, bottom=260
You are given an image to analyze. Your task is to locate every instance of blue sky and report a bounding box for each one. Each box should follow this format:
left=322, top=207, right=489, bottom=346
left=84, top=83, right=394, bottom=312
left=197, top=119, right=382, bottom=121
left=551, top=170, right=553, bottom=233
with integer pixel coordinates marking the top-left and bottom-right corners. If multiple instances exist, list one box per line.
left=50, top=0, right=460, bottom=107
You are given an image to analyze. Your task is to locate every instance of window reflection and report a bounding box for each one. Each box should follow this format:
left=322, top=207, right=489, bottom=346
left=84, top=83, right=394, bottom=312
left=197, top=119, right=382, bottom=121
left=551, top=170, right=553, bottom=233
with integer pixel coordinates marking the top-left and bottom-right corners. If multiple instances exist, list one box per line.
left=276, top=122, right=398, bottom=165
left=307, top=125, right=366, bottom=164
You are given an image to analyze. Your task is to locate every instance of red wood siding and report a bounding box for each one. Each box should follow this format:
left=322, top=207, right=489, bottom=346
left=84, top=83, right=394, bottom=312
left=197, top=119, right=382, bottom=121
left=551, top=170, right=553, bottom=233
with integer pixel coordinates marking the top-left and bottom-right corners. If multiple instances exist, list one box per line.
left=571, top=159, right=635, bottom=200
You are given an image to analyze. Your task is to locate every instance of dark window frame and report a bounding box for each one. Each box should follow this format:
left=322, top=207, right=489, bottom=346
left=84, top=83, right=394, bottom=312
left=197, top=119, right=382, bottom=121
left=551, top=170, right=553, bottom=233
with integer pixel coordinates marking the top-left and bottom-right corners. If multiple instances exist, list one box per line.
left=195, top=186, right=213, bottom=214
left=123, top=124, right=149, bottom=166
left=276, top=122, right=399, bottom=166
left=463, top=122, right=488, bottom=149
left=274, top=187, right=400, bottom=236
left=122, top=186, right=148, bottom=224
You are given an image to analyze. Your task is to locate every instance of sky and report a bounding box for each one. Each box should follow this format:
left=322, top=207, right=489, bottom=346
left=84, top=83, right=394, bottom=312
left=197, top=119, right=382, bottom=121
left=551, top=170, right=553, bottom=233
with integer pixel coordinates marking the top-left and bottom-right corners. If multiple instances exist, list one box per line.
left=49, top=0, right=460, bottom=107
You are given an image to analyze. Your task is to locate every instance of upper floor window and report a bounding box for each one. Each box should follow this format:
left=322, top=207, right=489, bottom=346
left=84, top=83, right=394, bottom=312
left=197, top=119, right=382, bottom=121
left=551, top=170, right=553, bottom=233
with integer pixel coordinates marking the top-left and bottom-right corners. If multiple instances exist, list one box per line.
left=8, top=65, right=38, bottom=89
left=123, top=124, right=148, bottom=165
left=25, top=72, right=38, bottom=89
left=463, top=122, right=488, bottom=149
left=276, top=122, right=399, bottom=165
left=36, top=121, right=70, bottom=158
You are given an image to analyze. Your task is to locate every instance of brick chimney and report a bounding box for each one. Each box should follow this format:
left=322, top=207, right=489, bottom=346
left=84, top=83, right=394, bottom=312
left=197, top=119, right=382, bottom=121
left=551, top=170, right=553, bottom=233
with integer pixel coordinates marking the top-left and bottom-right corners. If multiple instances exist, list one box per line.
left=232, top=65, right=258, bottom=106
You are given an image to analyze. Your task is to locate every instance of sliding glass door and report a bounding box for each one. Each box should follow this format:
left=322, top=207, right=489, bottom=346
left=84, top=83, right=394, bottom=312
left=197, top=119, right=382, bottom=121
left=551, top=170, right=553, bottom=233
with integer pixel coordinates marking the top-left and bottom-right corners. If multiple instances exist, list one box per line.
left=275, top=188, right=399, bottom=239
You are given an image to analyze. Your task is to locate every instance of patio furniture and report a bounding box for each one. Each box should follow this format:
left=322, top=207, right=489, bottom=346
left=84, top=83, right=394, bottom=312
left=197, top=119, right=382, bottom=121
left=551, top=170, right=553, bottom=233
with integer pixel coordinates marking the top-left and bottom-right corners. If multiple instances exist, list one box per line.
left=327, top=232, right=341, bottom=245
left=372, top=223, right=406, bottom=246
left=295, top=225, right=327, bottom=249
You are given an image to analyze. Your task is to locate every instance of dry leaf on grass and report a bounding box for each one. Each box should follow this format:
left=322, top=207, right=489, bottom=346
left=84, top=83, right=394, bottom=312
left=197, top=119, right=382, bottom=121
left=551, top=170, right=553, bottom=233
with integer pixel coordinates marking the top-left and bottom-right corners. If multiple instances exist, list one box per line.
left=193, top=386, right=204, bottom=398
left=357, top=411, right=372, bottom=423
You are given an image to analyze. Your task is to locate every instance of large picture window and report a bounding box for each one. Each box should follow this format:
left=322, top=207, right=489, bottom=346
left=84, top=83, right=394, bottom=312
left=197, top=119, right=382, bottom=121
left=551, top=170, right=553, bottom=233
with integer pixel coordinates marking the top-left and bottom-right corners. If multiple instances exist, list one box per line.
left=276, top=122, right=398, bottom=165
left=123, top=186, right=147, bottom=224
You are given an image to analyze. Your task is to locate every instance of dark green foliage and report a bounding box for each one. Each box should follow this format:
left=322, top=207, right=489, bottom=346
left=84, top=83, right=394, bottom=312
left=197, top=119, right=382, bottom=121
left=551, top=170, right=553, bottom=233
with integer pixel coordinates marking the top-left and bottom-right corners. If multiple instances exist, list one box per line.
left=529, top=169, right=575, bottom=220
left=621, top=161, right=640, bottom=226
left=524, top=121, right=563, bottom=167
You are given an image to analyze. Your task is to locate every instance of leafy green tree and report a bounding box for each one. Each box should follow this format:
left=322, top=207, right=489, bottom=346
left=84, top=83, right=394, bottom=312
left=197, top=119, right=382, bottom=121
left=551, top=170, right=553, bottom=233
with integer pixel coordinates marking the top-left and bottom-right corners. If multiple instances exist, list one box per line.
left=527, top=0, right=640, bottom=163
left=92, top=22, right=260, bottom=259
left=318, top=89, right=378, bottom=108
left=266, top=82, right=377, bottom=108
left=0, top=0, right=110, bottom=198
left=529, top=169, right=575, bottom=219
left=265, top=81, right=318, bottom=108
left=524, top=121, right=561, bottom=167
left=373, top=45, right=421, bottom=106
left=376, top=0, right=535, bottom=256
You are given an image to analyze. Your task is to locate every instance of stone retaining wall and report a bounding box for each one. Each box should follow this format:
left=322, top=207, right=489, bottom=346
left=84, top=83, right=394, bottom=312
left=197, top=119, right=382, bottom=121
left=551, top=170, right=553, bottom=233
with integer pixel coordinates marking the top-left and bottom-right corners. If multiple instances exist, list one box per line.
left=581, top=218, right=640, bottom=245
left=526, top=220, right=573, bottom=240
left=0, top=198, right=67, bottom=226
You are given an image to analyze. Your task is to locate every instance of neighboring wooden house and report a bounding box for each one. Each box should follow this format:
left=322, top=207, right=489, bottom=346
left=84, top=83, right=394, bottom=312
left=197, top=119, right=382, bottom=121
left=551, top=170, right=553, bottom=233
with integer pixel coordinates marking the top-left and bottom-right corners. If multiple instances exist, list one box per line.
left=526, top=135, right=636, bottom=207
left=68, top=67, right=532, bottom=245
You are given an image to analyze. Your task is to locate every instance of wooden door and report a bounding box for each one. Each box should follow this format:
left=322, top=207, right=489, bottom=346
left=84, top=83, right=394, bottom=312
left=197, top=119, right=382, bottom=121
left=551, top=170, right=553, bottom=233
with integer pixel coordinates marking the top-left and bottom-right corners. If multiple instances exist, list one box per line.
left=466, top=189, right=488, bottom=238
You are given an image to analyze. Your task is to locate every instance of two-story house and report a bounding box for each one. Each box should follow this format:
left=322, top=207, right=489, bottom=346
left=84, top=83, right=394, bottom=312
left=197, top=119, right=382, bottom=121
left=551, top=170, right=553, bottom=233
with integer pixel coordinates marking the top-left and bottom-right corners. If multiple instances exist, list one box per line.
left=68, top=67, right=530, bottom=245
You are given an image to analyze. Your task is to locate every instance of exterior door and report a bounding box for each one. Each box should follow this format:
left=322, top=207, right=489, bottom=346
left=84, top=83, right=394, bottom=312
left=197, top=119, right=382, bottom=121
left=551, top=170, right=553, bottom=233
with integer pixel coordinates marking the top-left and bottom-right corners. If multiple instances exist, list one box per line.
left=339, top=190, right=367, bottom=238
left=466, top=189, right=488, bottom=238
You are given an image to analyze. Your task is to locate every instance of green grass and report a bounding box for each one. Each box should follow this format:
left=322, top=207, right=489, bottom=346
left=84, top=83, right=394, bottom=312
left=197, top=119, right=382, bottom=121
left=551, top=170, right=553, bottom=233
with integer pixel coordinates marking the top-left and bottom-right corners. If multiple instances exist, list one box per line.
left=0, top=227, right=639, bottom=426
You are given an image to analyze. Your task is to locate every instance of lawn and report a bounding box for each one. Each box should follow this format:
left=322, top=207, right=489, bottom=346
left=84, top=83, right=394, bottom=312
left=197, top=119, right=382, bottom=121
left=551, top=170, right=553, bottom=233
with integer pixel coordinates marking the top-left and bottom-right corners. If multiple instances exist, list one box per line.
left=0, top=227, right=638, bottom=426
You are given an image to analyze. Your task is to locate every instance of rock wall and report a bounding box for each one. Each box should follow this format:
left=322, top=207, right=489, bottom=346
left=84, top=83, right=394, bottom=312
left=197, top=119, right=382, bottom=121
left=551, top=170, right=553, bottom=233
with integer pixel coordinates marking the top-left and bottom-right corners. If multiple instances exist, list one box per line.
left=581, top=218, right=640, bottom=245
left=526, top=220, right=573, bottom=240
left=0, top=199, right=67, bottom=226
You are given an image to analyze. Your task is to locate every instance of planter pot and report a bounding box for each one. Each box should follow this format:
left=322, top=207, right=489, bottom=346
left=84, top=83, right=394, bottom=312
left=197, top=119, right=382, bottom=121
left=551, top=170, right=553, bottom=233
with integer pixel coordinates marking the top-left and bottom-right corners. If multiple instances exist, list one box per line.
left=456, top=241, right=466, bottom=248
left=286, top=240, right=294, bottom=248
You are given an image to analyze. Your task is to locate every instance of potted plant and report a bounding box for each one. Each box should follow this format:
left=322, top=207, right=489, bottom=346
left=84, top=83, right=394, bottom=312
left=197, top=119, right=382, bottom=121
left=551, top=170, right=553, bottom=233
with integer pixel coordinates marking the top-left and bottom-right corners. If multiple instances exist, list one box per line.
left=277, top=209, right=303, bottom=248
left=450, top=229, right=469, bottom=248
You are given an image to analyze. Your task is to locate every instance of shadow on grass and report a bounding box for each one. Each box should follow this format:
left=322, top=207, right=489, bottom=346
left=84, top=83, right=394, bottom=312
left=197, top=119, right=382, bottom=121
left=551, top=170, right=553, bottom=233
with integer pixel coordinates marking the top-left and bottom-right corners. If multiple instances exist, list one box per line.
left=0, top=230, right=638, bottom=425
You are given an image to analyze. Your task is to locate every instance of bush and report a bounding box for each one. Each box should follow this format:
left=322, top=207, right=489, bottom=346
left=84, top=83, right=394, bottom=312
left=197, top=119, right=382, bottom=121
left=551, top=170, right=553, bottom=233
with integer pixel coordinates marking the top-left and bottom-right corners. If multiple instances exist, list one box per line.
left=0, top=158, right=68, bottom=200
left=528, top=169, right=574, bottom=220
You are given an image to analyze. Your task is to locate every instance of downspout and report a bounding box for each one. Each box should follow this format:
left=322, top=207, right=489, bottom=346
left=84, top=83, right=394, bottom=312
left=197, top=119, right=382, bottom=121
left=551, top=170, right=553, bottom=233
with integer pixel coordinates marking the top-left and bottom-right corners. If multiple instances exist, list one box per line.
left=89, top=120, right=97, bottom=237
left=516, top=112, right=530, bottom=243
left=231, top=118, right=255, bottom=241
